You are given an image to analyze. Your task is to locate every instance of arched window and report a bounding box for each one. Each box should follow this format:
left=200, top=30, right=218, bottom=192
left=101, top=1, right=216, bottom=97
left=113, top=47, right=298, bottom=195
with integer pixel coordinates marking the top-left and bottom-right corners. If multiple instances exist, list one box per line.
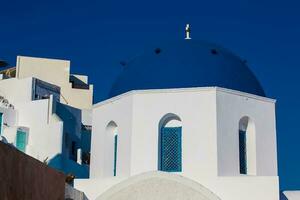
left=113, top=133, right=118, bottom=176
left=158, top=113, right=182, bottom=172
left=238, top=116, right=256, bottom=175
left=105, top=121, right=118, bottom=176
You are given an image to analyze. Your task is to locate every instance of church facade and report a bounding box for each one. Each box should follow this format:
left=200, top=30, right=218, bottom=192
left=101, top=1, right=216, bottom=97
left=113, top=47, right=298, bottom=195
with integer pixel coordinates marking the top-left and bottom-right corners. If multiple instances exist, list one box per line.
left=75, top=40, right=281, bottom=200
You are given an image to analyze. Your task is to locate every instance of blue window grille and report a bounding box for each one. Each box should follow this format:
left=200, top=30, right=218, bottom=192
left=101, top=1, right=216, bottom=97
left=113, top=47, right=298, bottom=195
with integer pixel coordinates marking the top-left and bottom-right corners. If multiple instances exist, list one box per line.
left=160, top=127, right=182, bottom=172
left=239, top=130, right=247, bottom=174
left=114, top=134, right=118, bottom=176
left=16, top=130, right=27, bottom=153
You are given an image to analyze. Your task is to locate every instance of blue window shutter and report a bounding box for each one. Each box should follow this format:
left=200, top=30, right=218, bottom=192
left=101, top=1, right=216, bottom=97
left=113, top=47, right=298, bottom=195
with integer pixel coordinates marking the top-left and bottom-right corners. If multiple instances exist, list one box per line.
left=16, top=130, right=27, bottom=152
left=239, top=130, right=247, bottom=174
left=114, top=134, right=118, bottom=176
left=160, top=127, right=182, bottom=172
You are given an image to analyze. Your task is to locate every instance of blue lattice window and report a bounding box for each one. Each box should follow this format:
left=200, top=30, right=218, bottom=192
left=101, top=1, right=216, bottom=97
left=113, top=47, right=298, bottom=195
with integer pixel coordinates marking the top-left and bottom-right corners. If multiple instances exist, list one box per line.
left=239, top=130, right=247, bottom=174
left=160, top=127, right=182, bottom=172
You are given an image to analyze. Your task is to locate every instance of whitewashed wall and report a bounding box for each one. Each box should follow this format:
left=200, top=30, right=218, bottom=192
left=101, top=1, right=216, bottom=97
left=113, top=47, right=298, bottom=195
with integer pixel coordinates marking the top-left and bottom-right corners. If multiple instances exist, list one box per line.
left=130, top=89, right=217, bottom=176
left=0, top=106, right=18, bottom=143
left=17, top=99, right=63, bottom=161
left=90, top=95, right=134, bottom=178
left=88, top=87, right=279, bottom=200
left=0, top=106, right=17, bottom=127
left=216, top=89, right=277, bottom=176
left=0, top=77, right=32, bottom=107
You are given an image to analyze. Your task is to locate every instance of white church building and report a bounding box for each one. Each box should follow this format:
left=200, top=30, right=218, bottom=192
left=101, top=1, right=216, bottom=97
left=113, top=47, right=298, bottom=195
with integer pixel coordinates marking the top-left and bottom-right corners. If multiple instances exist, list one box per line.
left=74, top=39, right=284, bottom=200
left=0, top=28, right=299, bottom=199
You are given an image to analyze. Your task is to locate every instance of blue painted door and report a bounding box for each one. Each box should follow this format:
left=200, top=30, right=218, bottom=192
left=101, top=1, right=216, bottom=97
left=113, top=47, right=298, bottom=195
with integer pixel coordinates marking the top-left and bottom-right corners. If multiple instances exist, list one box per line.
left=160, top=127, right=182, bottom=172
left=16, top=130, right=27, bottom=152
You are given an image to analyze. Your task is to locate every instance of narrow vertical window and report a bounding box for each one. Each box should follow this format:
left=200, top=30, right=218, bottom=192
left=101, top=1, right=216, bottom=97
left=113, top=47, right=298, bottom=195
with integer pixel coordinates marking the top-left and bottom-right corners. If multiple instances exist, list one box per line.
left=16, top=129, right=27, bottom=152
left=158, top=113, right=182, bottom=172
left=238, top=116, right=256, bottom=175
left=239, top=130, right=247, bottom=174
left=0, top=113, right=3, bottom=135
left=105, top=121, right=118, bottom=177
left=161, top=127, right=182, bottom=172
left=114, top=134, right=118, bottom=176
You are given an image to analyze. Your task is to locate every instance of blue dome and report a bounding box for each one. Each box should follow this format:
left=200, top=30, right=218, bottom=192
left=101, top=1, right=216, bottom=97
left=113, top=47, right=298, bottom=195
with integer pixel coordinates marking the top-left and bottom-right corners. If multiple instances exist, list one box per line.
left=109, top=40, right=265, bottom=98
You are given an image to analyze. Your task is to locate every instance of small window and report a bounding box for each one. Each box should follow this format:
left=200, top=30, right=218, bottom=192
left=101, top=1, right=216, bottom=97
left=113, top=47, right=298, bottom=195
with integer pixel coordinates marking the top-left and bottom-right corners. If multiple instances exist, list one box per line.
left=0, top=113, right=3, bottom=135
left=105, top=121, right=118, bottom=177
left=160, top=127, right=182, bottom=172
left=239, top=130, right=247, bottom=174
left=114, top=134, right=118, bottom=176
left=16, top=130, right=28, bottom=152
left=158, top=113, right=182, bottom=172
left=238, top=116, right=256, bottom=175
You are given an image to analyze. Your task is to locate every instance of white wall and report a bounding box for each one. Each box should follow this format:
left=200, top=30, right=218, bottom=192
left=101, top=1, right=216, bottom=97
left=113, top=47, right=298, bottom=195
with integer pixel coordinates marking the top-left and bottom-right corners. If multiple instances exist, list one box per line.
left=0, top=97, right=64, bottom=161
left=91, top=88, right=218, bottom=178
left=0, top=106, right=18, bottom=143
left=82, top=109, right=92, bottom=126
left=17, top=99, right=63, bottom=161
left=0, top=77, right=32, bottom=107
left=130, top=89, right=217, bottom=176
left=26, top=122, right=63, bottom=161
left=18, top=99, right=49, bottom=126
left=216, top=88, right=278, bottom=176
left=0, top=106, right=17, bottom=128
left=88, top=87, right=279, bottom=200
left=90, top=95, right=134, bottom=178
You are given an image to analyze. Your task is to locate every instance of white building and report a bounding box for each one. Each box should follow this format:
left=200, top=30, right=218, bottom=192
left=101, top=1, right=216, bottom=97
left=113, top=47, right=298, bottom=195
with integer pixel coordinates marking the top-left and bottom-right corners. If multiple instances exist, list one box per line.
left=0, top=56, right=93, bottom=178
left=75, top=40, right=282, bottom=200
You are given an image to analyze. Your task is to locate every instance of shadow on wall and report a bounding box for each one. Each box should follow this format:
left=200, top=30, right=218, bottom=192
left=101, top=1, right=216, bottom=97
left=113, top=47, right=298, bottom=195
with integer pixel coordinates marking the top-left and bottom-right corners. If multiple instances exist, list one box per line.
left=48, top=154, right=89, bottom=178
left=52, top=102, right=92, bottom=178
left=55, top=102, right=81, bottom=142
left=280, top=192, right=288, bottom=200
left=69, top=75, right=90, bottom=90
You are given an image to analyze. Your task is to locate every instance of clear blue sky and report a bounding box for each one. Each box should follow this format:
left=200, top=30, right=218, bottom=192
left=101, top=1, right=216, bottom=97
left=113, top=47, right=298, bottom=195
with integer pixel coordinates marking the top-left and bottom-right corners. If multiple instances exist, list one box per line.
left=1, top=0, right=299, bottom=191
